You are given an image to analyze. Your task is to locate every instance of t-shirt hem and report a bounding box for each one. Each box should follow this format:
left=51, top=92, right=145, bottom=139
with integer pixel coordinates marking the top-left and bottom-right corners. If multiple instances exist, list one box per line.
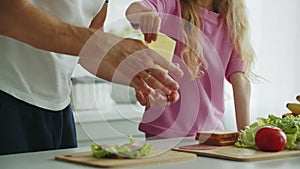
left=0, top=87, right=70, bottom=111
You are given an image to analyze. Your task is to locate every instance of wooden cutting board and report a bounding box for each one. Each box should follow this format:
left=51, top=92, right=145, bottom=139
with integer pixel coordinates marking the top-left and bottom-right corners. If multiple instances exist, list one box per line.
left=55, top=150, right=196, bottom=168
left=172, top=145, right=300, bottom=162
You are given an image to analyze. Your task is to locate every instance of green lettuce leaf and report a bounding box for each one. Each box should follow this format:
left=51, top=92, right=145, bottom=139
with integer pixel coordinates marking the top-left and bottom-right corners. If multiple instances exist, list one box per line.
left=235, top=114, right=300, bottom=149
left=91, top=135, right=152, bottom=158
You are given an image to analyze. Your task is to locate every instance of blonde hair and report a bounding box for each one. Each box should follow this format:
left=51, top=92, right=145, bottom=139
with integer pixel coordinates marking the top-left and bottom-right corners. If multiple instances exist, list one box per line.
left=180, top=0, right=255, bottom=79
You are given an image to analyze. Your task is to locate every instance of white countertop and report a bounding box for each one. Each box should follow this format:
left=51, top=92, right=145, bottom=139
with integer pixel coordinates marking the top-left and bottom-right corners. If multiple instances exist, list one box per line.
left=1, top=137, right=299, bottom=169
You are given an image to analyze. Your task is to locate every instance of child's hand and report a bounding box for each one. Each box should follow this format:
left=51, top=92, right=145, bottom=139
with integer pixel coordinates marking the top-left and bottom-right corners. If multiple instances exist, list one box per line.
left=138, top=12, right=161, bottom=43
left=126, top=2, right=161, bottom=43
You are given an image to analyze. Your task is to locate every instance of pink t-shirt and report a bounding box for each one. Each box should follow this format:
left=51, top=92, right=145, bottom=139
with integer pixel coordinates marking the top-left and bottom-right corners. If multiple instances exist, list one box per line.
left=138, top=0, right=244, bottom=138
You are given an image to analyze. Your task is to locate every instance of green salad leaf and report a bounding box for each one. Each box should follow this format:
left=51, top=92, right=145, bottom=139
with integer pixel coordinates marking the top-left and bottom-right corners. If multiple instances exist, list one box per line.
left=235, top=114, right=300, bottom=149
left=91, top=135, right=152, bottom=158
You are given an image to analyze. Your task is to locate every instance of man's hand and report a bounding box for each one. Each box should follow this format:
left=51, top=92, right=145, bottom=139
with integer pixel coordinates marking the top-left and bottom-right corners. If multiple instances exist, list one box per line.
left=78, top=31, right=183, bottom=106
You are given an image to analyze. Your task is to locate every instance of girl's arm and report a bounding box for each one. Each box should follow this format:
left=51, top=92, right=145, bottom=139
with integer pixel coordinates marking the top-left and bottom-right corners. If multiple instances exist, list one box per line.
left=230, top=72, right=251, bottom=131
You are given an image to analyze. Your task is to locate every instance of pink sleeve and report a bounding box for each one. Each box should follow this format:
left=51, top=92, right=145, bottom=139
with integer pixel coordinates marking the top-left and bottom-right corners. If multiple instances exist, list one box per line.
left=225, top=49, right=245, bottom=83
left=141, top=0, right=180, bottom=14
left=142, top=0, right=164, bottom=12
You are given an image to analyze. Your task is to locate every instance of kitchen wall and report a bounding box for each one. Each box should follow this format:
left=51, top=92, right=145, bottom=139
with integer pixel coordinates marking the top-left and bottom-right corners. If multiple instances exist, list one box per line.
left=224, top=0, right=300, bottom=130
left=248, top=0, right=300, bottom=118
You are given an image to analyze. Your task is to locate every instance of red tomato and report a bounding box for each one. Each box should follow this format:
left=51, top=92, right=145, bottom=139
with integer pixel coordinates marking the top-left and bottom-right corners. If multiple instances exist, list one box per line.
left=255, top=126, right=287, bottom=152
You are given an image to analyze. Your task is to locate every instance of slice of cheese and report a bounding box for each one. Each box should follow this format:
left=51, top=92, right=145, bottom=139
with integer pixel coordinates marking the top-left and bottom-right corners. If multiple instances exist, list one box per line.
left=147, top=33, right=176, bottom=72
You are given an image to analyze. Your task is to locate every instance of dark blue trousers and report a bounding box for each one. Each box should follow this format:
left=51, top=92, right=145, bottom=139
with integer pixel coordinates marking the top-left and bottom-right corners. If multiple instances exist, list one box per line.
left=0, top=90, right=77, bottom=155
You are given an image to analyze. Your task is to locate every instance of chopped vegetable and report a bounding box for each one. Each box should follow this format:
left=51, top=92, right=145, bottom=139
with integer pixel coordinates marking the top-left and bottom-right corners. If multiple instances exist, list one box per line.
left=91, top=135, right=152, bottom=158
left=235, top=114, right=300, bottom=149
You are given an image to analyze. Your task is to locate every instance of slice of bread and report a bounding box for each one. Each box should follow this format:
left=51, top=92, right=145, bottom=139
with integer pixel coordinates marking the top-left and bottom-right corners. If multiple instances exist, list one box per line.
left=196, top=130, right=240, bottom=140
left=195, top=130, right=240, bottom=146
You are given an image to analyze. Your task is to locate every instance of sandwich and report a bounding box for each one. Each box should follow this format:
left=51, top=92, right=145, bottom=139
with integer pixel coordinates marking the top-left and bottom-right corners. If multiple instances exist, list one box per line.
left=195, top=130, right=240, bottom=146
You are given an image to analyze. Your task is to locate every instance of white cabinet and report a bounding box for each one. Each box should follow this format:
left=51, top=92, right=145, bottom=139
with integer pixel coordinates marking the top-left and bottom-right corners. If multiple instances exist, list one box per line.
left=73, top=105, right=145, bottom=147
left=71, top=76, right=145, bottom=147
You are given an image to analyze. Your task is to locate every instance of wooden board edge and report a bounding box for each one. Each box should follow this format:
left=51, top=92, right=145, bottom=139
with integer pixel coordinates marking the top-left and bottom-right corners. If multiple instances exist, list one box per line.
left=55, top=154, right=114, bottom=168
left=172, top=147, right=300, bottom=162
left=55, top=150, right=197, bottom=168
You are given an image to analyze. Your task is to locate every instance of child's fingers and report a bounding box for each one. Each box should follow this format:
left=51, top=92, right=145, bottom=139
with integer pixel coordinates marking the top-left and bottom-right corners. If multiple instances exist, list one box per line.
left=140, top=12, right=160, bottom=43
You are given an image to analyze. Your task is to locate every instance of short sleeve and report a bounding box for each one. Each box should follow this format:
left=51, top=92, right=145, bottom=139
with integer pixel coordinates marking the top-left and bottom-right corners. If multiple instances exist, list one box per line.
left=142, top=0, right=163, bottom=12
left=225, top=49, right=245, bottom=83
left=141, top=0, right=180, bottom=14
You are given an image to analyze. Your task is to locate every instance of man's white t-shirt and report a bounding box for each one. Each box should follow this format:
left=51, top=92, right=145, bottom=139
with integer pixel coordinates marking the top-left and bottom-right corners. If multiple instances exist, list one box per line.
left=0, top=0, right=103, bottom=110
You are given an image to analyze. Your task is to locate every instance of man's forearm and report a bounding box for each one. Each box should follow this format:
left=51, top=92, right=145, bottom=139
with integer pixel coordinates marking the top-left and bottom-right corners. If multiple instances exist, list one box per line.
left=0, top=0, right=94, bottom=56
